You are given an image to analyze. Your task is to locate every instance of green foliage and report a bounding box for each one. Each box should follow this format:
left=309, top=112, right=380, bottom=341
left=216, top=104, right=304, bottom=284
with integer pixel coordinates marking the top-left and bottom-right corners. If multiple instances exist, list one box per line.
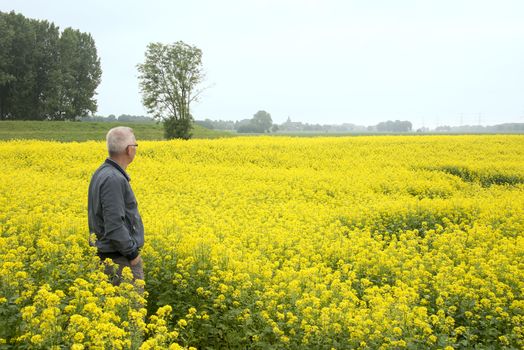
left=0, top=11, right=101, bottom=120
left=137, top=41, right=204, bottom=139
left=54, top=28, right=101, bottom=120
left=164, top=115, right=193, bottom=140
left=375, top=120, right=413, bottom=132
left=237, top=110, right=273, bottom=133
left=252, top=110, right=273, bottom=133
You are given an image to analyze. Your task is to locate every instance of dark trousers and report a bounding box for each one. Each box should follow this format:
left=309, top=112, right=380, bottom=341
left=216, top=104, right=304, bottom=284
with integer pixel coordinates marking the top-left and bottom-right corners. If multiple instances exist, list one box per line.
left=102, top=256, right=144, bottom=287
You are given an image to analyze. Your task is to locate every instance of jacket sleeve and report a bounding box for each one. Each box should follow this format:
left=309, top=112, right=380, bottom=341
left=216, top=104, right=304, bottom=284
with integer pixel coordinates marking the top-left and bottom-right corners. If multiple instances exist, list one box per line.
left=100, top=175, right=139, bottom=260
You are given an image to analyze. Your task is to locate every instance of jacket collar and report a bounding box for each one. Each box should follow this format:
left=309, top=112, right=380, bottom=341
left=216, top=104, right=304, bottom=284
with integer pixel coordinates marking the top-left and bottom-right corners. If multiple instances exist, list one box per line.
left=105, top=158, right=131, bottom=182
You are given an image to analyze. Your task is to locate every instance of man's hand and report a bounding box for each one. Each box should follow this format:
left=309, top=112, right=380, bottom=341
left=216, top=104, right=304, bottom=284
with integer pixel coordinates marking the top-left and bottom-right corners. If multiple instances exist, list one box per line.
left=130, top=255, right=142, bottom=266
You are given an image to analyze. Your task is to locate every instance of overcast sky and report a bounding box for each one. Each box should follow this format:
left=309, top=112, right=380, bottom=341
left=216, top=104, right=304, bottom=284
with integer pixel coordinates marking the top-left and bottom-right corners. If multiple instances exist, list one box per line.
left=2, top=0, right=524, bottom=128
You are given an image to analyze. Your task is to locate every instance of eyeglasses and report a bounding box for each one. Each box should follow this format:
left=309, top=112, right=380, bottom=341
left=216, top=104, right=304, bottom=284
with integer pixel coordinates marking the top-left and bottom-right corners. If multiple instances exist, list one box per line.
left=127, top=144, right=138, bottom=148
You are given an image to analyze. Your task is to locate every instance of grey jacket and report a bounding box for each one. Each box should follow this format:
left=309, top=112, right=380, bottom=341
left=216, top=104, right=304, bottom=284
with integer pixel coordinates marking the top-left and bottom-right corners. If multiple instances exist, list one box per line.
left=88, top=159, right=144, bottom=260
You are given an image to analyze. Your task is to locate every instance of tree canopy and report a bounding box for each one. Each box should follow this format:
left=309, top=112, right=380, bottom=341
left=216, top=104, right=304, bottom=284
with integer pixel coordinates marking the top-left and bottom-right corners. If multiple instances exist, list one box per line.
left=137, top=41, right=204, bottom=139
left=0, top=11, right=101, bottom=120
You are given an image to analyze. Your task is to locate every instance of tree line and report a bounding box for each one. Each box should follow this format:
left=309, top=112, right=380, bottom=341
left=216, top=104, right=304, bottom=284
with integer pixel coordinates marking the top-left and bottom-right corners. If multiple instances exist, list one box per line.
left=196, top=111, right=275, bottom=133
left=0, top=11, right=101, bottom=120
left=433, top=123, right=524, bottom=133
left=196, top=117, right=414, bottom=133
left=79, top=114, right=155, bottom=123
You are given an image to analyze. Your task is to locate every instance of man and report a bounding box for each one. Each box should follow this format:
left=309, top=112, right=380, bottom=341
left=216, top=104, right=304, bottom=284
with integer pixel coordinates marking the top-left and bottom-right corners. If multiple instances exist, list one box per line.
left=88, top=126, right=144, bottom=284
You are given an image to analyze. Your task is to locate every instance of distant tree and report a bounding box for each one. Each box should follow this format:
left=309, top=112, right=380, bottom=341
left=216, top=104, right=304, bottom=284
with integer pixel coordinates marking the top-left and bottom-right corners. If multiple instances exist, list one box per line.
left=271, top=124, right=279, bottom=133
left=236, top=111, right=273, bottom=133
left=492, top=123, right=524, bottom=132
left=195, top=118, right=237, bottom=130
left=435, top=125, right=451, bottom=132
left=376, top=121, right=391, bottom=132
left=79, top=115, right=109, bottom=122
left=195, top=118, right=215, bottom=129
left=137, top=41, right=205, bottom=139
left=376, top=120, right=412, bottom=132
left=237, top=125, right=258, bottom=133
left=117, top=114, right=154, bottom=123
left=236, top=119, right=256, bottom=133
left=214, top=119, right=236, bottom=130
left=252, top=110, right=272, bottom=133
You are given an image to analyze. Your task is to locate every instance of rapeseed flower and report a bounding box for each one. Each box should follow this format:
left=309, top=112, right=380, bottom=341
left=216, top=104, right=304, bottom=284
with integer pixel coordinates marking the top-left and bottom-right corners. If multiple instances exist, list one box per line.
left=0, top=136, right=523, bottom=348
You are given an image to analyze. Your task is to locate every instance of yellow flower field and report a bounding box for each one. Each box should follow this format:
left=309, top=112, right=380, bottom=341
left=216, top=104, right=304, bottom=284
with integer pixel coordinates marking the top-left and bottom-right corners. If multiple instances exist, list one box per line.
left=0, top=135, right=523, bottom=349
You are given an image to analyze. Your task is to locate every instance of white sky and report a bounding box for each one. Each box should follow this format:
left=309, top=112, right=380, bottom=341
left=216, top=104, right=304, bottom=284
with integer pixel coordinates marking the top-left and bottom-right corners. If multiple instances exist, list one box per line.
left=2, top=0, right=524, bottom=128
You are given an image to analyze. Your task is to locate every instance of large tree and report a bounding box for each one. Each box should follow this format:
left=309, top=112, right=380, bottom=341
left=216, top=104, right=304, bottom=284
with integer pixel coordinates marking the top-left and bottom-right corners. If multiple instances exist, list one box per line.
left=54, top=28, right=101, bottom=120
left=0, top=11, right=35, bottom=119
left=137, top=41, right=204, bottom=139
left=31, top=19, right=61, bottom=119
left=0, top=11, right=101, bottom=120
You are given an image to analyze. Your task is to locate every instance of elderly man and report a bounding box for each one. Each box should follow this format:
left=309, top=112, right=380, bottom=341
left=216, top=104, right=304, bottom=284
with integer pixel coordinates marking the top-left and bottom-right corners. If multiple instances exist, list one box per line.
left=88, top=126, right=144, bottom=284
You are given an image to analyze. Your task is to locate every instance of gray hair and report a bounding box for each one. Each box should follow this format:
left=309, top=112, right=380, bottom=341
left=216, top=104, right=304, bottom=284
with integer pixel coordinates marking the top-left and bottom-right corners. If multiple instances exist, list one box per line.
left=106, top=127, right=135, bottom=155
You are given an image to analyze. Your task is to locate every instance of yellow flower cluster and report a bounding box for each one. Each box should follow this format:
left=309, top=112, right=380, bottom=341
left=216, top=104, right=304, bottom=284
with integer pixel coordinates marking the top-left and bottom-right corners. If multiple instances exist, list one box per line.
left=0, top=135, right=523, bottom=349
